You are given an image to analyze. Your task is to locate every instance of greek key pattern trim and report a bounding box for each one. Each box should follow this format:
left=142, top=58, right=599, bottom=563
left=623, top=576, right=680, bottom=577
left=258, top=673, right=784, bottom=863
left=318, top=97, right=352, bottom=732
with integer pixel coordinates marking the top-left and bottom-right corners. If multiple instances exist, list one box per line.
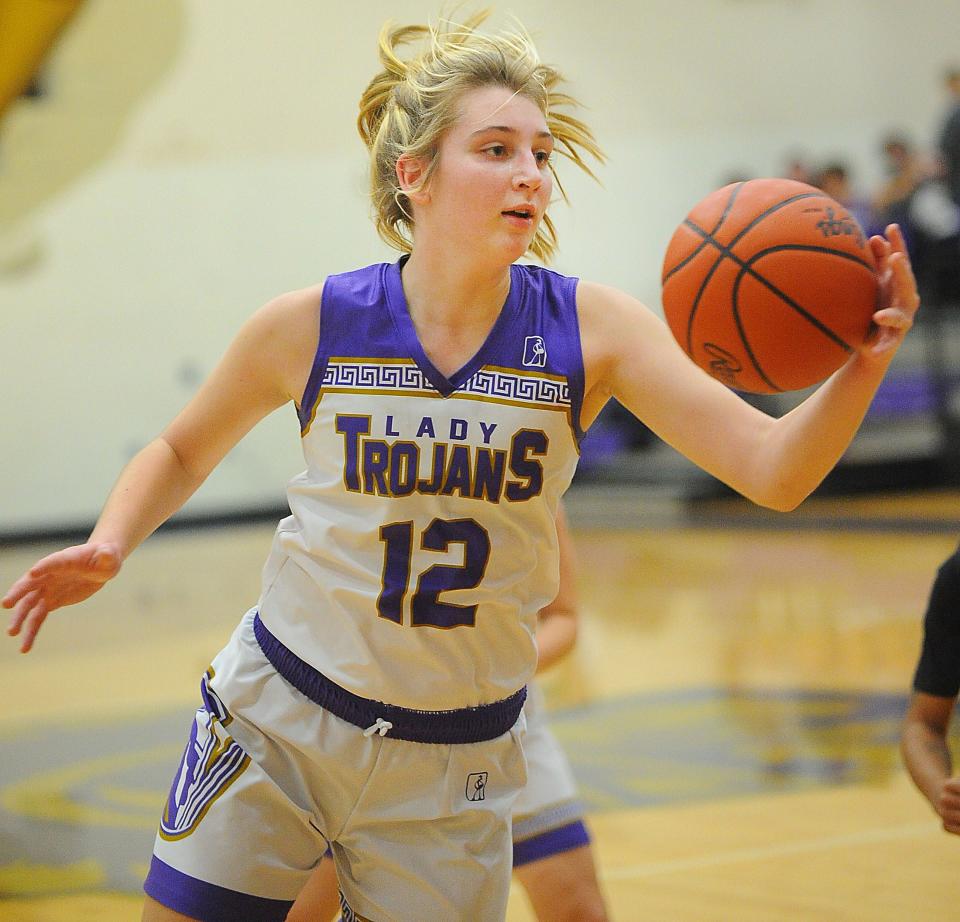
left=323, top=360, right=436, bottom=393
left=323, top=360, right=570, bottom=408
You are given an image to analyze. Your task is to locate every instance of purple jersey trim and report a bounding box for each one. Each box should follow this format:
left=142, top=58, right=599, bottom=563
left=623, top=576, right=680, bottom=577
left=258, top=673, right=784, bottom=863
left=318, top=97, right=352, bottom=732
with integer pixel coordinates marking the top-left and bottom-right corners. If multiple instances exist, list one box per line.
left=144, top=855, right=293, bottom=922
left=385, top=257, right=526, bottom=396
left=512, top=819, right=591, bottom=867
left=298, top=259, right=586, bottom=442
left=297, top=283, right=329, bottom=434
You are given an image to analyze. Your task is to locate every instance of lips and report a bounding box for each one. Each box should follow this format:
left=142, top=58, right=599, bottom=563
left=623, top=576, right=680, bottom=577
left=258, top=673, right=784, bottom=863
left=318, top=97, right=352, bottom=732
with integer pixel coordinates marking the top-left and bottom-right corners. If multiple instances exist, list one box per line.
left=502, top=205, right=536, bottom=220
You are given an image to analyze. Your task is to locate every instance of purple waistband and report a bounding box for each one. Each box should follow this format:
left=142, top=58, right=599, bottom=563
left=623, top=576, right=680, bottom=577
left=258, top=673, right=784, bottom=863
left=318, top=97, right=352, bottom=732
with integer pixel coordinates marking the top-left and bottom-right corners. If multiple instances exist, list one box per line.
left=252, top=612, right=525, bottom=744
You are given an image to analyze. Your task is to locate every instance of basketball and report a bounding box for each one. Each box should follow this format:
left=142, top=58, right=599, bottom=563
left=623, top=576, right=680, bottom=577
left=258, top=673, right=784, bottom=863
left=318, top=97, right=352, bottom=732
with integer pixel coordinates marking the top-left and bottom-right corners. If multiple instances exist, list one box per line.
left=661, top=178, right=879, bottom=394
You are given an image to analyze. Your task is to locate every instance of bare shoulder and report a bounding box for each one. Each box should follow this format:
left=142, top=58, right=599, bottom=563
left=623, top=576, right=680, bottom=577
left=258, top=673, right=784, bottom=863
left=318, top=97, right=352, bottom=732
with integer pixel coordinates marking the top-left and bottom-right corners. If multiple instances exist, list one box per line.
left=576, top=278, right=636, bottom=315
left=575, top=278, right=676, bottom=423
left=576, top=278, right=665, bottom=341
left=251, top=282, right=325, bottom=344
left=240, top=282, right=325, bottom=403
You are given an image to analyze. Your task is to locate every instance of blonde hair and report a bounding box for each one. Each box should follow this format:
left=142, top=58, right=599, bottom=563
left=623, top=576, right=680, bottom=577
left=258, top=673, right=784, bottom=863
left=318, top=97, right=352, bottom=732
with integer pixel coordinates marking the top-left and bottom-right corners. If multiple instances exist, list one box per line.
left=357, top=10, right=603, bottom=262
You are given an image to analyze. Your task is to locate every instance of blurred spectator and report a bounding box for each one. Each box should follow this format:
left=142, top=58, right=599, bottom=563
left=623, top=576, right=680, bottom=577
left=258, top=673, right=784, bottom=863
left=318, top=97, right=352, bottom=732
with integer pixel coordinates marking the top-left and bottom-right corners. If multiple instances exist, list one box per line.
left=815, top=161, right=877, bottom=236
left=909, top=177, right=960, bottom=304
left=784, top=153, right=814, bottom=186
left=872, top=134, right=926, bottom=237
left=870, top=133, right=960, bottom=303
left=938, top=67, right=960, bottom=207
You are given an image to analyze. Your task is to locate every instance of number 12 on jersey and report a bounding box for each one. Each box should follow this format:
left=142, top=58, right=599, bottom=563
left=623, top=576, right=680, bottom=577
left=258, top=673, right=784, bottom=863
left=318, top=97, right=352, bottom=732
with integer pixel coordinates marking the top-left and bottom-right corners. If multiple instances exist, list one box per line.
left=377, top=518, right=491, bottom=628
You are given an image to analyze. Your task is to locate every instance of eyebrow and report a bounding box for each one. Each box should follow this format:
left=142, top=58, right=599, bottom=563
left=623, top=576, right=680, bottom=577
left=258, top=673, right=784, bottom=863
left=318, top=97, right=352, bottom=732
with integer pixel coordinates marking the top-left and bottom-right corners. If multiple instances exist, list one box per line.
left=471, top=125, right=554, bottom=140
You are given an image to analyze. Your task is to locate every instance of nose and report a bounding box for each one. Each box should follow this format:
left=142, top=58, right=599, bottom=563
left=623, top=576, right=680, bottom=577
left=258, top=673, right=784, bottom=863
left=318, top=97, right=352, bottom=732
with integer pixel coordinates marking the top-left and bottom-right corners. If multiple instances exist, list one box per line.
left=513, top=151, right=542, bottom=191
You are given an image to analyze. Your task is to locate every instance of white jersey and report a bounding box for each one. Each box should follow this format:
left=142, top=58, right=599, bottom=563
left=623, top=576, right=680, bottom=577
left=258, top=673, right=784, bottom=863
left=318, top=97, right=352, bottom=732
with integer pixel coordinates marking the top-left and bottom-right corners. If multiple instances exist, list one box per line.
left=257, top=259, right=585, bottom=710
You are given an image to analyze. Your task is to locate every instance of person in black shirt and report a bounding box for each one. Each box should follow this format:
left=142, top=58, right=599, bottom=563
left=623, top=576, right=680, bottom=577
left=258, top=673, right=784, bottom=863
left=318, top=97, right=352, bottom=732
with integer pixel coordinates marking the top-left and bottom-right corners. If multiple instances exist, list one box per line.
left=901, top=544, right=960, bottom=834
left=939, top=68, right=960, bottom=207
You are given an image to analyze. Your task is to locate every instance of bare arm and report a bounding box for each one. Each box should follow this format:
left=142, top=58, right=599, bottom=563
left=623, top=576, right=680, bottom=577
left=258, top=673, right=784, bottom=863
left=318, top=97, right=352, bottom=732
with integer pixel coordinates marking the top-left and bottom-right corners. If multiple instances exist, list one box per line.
left=4, top=285, right=322, bottom=651
left=901, top=691, right=960, bottom=834
left=88, top=287, right=320, bottom=554
left=578, top=226, right=919, bottom=512
left=534, top=502, right=579, bottom=674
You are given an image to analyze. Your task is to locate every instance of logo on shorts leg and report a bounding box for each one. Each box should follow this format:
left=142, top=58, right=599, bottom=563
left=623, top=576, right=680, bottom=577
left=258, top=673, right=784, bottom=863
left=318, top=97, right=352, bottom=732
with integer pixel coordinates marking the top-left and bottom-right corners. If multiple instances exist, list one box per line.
left=158, top=704, right=250, bottom=841
left=465, top=771, right=488, bottom=802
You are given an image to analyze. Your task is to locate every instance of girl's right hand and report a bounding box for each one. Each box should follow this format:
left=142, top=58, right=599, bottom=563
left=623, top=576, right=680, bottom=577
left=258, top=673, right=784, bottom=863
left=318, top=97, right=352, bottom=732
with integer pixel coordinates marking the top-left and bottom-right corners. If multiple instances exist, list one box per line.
left=3, top=543, right=122, bottom=652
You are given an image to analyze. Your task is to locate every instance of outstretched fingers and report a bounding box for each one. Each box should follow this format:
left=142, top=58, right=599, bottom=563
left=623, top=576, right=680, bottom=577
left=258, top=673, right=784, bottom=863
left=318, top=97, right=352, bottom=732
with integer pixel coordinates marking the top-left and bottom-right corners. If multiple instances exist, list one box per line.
left=869, top=232, right=892, bottom=266
left=865, top=224, right=920, bottom=356
left=2, top=570, right=45, bottom=611
left=3, top=543, right=123, bottom=653
left=884, top=222, right=910, bottom=256
left=6, top=588, right=38, bottom=631
left=889, top=249, right=921, bottom=314
left=872, top=250, right=920, bottom=334
left=8, top=593, right=50, bottom=653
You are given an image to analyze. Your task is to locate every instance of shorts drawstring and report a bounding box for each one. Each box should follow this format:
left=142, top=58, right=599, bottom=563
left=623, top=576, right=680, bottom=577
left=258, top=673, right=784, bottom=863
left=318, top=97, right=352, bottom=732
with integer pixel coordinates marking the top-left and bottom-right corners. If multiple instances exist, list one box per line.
left=363, top=717, right=394, bottom=738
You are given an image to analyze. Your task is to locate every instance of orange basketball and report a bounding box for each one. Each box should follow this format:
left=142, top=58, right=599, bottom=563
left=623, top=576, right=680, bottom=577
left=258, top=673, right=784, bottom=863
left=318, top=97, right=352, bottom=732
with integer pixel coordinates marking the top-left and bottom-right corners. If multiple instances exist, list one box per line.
left=661, top=178, right=879, bottom=394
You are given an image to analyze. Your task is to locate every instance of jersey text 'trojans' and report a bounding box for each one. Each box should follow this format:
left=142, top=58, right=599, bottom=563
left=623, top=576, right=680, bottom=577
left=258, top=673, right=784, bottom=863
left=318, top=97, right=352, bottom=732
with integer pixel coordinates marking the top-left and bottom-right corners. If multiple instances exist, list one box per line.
left=335, top=413, right=545, bottom=502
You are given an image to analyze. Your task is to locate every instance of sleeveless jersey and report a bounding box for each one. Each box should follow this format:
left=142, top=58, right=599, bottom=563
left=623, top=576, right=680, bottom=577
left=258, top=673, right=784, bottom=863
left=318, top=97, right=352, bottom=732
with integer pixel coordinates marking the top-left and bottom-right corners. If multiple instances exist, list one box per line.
left=256, top=258, right=584, bottom=710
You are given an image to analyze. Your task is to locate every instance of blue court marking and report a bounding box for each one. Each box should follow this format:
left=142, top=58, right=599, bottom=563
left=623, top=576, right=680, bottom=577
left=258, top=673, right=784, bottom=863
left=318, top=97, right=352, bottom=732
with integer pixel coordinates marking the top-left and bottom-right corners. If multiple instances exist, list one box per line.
left=547, top=686, right=931, bottom=812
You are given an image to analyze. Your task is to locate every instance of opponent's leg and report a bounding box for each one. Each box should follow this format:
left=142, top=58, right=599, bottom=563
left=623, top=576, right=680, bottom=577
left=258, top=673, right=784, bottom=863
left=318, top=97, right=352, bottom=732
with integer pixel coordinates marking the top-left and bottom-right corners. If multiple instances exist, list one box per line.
left=511, top=684, right=609, bottom=921
left=514, top=843, right=609, bottom=922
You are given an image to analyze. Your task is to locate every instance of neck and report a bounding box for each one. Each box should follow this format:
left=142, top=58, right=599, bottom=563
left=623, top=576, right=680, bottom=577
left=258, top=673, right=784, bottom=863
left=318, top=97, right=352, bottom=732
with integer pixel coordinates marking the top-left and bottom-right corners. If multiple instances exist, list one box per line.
left=398, top=247, right=514, bottom=378
left=401, top=247, right=512, bottom=332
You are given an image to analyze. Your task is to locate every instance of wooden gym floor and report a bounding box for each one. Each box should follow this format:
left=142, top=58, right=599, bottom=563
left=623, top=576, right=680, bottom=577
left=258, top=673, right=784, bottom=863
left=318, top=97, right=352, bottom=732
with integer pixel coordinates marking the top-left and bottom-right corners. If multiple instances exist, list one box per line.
left=1, top=486, right=958, bottom=921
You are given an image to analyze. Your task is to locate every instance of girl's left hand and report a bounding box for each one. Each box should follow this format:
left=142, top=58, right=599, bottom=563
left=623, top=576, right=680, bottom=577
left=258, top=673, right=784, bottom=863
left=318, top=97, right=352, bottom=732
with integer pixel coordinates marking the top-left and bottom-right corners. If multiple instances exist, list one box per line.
left=864, top=223, right=921, bottom=359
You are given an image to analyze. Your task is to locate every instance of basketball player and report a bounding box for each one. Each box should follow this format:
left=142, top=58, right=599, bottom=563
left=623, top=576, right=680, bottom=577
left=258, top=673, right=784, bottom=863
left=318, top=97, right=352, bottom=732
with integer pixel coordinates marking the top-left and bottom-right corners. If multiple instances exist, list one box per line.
left=900, top=541, right=960, bottom=835
left=287, top=503, right=610, bottom=922
left=4, top=12, right=919, bottom=921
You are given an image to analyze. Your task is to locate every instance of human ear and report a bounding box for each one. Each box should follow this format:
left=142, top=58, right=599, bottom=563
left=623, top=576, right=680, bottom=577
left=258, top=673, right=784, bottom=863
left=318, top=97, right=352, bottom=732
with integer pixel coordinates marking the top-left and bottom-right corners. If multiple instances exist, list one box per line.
left=396, top=154, right=430, bottom=204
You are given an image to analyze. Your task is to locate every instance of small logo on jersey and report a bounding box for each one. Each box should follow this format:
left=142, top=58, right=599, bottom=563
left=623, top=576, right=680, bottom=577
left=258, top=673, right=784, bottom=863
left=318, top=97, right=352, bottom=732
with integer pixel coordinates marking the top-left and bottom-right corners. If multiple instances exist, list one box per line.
left=522, top=336, right=547, bottom=367
left=466, top=771, right=488, bottom=801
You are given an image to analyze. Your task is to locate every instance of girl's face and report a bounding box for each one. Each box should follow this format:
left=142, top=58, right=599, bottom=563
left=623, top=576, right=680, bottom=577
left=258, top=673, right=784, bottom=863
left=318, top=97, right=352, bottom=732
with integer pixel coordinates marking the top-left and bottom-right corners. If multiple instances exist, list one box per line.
left=410, top=84, right=554, bottom=264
